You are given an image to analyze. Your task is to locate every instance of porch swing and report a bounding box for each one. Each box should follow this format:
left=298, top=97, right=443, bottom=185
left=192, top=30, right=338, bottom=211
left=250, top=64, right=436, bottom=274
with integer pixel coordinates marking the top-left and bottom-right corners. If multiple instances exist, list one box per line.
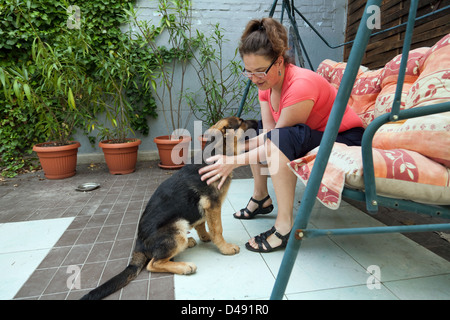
left=236, top=0, right=450, bottom=299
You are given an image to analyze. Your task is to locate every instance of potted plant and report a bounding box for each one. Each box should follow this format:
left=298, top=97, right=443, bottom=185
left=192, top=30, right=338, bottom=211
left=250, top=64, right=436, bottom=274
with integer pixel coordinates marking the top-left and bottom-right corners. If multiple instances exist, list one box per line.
left=90, top=44, right=142, bottom=175
left=127, top=0, right=196, bottom=169
left=0, top=31, right=97, bottom=179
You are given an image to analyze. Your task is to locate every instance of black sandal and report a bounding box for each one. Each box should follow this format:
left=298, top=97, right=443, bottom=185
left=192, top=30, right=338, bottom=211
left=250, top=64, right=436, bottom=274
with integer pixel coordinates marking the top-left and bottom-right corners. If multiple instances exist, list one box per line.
left=233, top=195, right=274, bottom=220
left=245, top=226, right=290, bottom=253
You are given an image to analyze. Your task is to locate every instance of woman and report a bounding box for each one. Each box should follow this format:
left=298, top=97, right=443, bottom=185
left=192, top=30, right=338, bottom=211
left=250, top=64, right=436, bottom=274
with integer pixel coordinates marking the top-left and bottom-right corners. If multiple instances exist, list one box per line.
left=199, top=18, right=364, bottom=253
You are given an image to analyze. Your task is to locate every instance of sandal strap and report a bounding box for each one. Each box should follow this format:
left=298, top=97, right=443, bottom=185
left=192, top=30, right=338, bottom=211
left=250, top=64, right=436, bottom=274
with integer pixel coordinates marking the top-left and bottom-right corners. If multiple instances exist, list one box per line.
left=255, top=236, right=272, bottom=251
left=235, top=195, right=272, bottom=220
left=253, top=226, right=276, bottom=251
left=273, top=229, right=290, bottom=245
left=249, top=226, right=291, bottom=253
left=249, top=195, right=271, bottom=208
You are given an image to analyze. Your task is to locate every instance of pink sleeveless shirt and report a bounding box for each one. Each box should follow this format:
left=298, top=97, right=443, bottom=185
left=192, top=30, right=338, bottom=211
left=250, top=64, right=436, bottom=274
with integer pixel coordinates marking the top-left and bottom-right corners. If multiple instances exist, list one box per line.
left=258, top=64, right=362, bottom=132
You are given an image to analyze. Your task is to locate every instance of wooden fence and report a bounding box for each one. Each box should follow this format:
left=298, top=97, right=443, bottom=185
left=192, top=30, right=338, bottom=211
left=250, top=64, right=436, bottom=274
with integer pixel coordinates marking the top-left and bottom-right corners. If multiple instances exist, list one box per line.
left=344, top=0, right=450, bottom=69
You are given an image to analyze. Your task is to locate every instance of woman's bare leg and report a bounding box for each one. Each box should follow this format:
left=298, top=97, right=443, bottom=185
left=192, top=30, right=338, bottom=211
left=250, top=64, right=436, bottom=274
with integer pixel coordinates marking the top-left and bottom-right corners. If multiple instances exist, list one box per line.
left=247, top=138, right=295, bottom=250
left=234, top=163, right=272, bottom=217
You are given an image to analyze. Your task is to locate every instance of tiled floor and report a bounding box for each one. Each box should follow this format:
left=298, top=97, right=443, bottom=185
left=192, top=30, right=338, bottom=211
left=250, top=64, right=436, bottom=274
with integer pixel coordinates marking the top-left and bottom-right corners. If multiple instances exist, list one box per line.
left=0, top=161, right=449, bottom=300
left=0, top=218, right=74, bottom=299
left=174, top=179, right=450, bottom=300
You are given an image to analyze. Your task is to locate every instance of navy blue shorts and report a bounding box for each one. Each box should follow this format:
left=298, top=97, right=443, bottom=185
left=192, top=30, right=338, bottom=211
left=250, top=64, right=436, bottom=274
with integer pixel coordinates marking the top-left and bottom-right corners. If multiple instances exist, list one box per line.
left=260, top=121, right=364, bottom=161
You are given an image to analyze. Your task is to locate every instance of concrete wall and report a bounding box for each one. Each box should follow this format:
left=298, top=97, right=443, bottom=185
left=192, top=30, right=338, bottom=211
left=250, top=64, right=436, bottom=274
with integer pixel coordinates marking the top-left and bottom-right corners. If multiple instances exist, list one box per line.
left=76, top=0, right=347, bottom=163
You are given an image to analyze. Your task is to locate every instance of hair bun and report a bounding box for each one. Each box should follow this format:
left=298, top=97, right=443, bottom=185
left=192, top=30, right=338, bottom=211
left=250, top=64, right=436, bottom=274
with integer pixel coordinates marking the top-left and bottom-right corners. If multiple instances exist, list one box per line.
left=239, top=18, right=290, bottom=64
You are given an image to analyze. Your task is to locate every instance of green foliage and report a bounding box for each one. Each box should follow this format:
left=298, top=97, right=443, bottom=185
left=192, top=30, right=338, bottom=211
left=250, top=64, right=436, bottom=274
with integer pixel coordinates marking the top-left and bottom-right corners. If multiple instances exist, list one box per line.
left=0, top=0, right=158, bottom=177
left=126, top=0, right=257, bottom=133
left=0, top=0, right=258, bottom=178
left=185, top=24, right=258, bottom=127
left=1, top=31, right=99, bottom=145
left=0, top=99, right=44, bottom=177
left=126, top=0, right=199, bottom=134
left=0, top=0, right=130, bottom=66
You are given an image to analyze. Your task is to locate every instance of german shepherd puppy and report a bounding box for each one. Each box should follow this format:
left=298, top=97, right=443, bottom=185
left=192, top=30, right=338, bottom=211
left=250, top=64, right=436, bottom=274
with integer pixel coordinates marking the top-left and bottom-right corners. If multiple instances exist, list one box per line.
left=81, top=117, right=258, bottom=300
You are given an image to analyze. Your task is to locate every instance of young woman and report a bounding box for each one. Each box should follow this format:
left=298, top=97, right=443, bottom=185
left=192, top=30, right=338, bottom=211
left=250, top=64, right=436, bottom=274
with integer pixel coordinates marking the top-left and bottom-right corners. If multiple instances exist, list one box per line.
left=199, top=18, right=364, bottom=253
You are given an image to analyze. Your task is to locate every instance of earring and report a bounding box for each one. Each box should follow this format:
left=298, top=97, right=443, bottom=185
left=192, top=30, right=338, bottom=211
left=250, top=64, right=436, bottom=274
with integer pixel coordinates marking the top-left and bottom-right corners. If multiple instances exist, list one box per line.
left=278, top=70, right=282, bottom=76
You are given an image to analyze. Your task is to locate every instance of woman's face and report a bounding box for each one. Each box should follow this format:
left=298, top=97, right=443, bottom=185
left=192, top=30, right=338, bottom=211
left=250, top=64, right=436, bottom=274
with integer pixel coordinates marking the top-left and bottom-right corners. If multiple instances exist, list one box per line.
left=242, top=54, right=282, bottom=91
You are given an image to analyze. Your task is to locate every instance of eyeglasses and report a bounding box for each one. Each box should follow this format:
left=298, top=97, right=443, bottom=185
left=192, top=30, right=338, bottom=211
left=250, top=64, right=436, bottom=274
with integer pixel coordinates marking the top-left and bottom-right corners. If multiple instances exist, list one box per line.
left=242, top=57, right=278, bottom=79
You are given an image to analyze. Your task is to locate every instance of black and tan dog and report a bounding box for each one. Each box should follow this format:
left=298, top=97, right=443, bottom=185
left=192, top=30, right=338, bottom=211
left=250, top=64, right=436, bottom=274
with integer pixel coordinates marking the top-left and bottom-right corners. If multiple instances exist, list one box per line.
left=81, top=117, right=258, bottom=300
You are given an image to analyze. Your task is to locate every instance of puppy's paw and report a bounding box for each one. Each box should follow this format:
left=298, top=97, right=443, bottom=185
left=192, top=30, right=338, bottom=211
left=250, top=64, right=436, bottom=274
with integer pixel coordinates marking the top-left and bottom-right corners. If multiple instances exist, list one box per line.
left=219, top=243, right=240, bottom=255
left=199, top=233, right=211, bottom=242
left=182, top=262, right=197, bottom=275
left=187, top=237, right=197, bottom=248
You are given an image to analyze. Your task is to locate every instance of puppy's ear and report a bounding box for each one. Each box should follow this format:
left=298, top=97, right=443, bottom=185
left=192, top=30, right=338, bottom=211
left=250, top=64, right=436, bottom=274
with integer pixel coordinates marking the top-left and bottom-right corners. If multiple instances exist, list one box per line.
left=210, top=119, right=227, bottom=133
left=222, top=126, right=232, bottom=137
left=215, top=123, right=232, bottom=136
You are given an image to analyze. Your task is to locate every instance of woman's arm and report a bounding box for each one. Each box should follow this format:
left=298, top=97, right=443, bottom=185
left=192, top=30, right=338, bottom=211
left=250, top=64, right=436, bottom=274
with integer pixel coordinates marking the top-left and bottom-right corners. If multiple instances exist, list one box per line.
left=245, top=101, right=274, bottom=151
left=198, top=144, right=266, bottom=189
left=200, top=99, right=315, bottom=189
left=245, top=131, right=265, bottom=151
left=199, top=100, right=274, bottom=189
left=260, top=101, right=276, bottom=130
left=275, top=99, right=314, bottom=128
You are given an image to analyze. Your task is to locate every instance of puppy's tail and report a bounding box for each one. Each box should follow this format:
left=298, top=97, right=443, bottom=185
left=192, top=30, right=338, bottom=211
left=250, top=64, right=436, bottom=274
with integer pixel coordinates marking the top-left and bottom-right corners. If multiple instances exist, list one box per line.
left=80, top=251, right=148, bottom=300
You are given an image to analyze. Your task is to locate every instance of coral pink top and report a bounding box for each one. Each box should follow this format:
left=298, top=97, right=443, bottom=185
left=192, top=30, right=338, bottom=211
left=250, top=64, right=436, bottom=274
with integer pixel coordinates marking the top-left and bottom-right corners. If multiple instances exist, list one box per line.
left=258, top=64, right=363, bottom=132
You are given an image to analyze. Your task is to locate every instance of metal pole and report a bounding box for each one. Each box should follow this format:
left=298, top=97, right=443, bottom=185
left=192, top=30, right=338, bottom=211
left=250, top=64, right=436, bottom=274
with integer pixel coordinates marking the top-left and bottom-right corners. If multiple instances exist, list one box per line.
left=303, top=223, right=450, bottom=239
left=270, top=0, right=382, bottom=300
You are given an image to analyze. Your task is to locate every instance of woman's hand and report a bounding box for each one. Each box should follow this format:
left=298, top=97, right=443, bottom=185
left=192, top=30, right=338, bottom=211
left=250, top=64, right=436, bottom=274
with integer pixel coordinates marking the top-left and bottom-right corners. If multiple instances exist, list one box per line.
left=198, top=154, right=237, bottom=190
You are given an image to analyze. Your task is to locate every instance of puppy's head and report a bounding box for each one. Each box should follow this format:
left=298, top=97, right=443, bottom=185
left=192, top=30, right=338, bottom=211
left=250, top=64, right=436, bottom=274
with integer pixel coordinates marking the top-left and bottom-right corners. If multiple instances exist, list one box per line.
left=204, top=117, right=258, bottom=157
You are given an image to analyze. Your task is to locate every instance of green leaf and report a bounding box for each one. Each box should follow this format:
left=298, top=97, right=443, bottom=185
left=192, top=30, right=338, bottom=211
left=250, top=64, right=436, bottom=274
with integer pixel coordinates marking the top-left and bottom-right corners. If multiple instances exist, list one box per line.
left=68, top=88, right=76, bottom=110
left=13, top=79, right=21, bottom=100
left=23, top=83, right=32, bottom=101
left=57, top=76, right=62, bottom=90
left=0, top=69, right=6, bottom=89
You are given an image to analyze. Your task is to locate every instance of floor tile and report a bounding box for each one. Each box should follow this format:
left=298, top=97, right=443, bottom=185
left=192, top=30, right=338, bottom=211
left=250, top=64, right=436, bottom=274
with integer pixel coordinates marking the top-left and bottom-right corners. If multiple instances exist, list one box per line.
left=173, top=178, right=450, bottom=300
left=0, top=218, right=74, bottom=299
left=286, top=284, right=398, bottom=300
left=174, top=241, right=276, bottom=300
left=0, top=249, right=52, bottom=299
left=308, top=203, right=450, bottom=281
left=383, top=274, right=450, bottom=300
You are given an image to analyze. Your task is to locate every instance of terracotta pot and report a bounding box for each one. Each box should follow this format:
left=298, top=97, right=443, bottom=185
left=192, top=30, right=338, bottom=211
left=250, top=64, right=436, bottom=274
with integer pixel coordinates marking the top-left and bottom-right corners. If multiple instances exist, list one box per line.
left=153, top=135, right=191, bottom=169
left=33, top=141, right=81, bottom=179
left=198, top=135, right=208, bottom=150
left=99, top=138, right=141, bottom=175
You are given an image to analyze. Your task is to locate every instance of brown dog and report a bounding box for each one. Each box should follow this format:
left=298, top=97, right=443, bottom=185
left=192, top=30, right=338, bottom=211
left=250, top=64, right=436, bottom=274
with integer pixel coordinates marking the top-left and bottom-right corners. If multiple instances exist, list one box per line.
left=81, top=117, right=258, bottom=300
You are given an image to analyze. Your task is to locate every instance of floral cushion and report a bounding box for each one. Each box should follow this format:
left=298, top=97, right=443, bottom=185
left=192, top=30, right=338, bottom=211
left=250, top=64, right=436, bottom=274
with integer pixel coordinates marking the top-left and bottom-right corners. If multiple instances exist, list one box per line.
left=316, top=59, right=367, bottom=89
left=288, top=144, right=450, bottom=210
left=300, top=33, right=450, bottom=209
left=373, top=113, right=450, bottom=167
left=405, top=33, right=450, bottom=109
left=373, top=34, right=450, bottom=167
left=374, top=47, right=429, bottom=118
left=349, top=69, right=382, bottom=127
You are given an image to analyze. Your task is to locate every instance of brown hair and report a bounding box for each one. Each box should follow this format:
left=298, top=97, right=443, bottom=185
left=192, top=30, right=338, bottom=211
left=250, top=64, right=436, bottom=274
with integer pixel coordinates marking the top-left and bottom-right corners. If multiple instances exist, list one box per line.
left=239, top=18, right=291, bottom=64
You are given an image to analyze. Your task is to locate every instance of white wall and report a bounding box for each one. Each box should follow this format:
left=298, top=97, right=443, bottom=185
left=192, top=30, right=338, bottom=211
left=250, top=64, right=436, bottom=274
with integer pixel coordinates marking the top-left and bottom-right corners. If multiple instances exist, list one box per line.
left=76, top=0, right=347, bottom=161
